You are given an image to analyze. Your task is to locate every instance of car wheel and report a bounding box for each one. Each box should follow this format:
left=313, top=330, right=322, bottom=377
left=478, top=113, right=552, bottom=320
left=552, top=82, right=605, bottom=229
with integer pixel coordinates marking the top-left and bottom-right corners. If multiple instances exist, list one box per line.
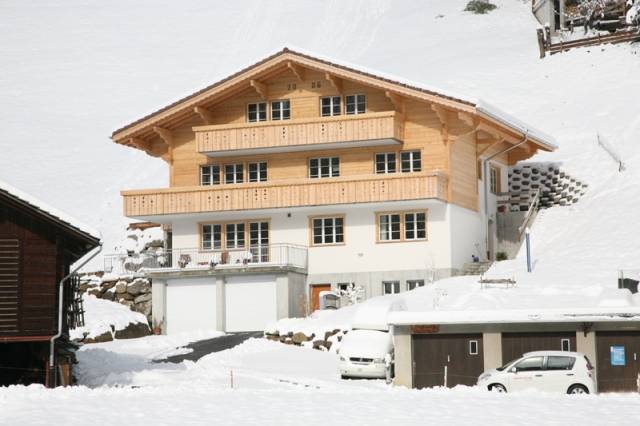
left=489, top=384, right=507, bottom=393
left=567, top=384, right=589, bottom=395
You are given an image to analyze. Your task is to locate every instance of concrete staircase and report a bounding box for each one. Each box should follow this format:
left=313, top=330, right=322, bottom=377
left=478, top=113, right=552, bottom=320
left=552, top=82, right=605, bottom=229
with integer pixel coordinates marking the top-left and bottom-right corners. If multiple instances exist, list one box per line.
left=460, top=261, right=493, bottom=276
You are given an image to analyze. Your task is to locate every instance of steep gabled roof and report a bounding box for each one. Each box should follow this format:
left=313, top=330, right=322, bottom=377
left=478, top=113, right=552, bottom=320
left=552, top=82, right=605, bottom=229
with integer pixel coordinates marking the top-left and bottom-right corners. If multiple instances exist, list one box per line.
left=111, top=47, right=557, bottom=152
left=0, top=178, right=101, bottom=246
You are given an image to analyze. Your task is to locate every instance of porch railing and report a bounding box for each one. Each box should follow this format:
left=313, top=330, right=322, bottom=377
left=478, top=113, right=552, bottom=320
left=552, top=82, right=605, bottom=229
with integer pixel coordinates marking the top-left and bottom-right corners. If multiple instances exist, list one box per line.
left=103, top=243, right=308, bottom=275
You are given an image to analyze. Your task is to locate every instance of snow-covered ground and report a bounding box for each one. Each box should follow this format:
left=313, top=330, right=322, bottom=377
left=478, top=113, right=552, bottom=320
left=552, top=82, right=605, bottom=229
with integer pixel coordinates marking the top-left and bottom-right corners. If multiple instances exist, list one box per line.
left=71, top=295, right=148, bottom=341
left=3, top=336, right=640, bottom=426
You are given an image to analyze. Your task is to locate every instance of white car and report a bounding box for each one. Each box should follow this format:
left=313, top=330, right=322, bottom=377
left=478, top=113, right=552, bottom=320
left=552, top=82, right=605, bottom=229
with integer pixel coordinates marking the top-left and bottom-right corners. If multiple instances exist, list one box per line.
left=478, top=351, right=596, bottom=394
left=338, top=329, right=393, bottom=379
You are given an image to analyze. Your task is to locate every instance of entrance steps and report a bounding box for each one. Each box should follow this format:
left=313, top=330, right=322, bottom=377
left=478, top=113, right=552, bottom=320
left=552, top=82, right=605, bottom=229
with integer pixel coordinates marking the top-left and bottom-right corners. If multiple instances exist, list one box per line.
left=460, top=261, right=493, bottom=276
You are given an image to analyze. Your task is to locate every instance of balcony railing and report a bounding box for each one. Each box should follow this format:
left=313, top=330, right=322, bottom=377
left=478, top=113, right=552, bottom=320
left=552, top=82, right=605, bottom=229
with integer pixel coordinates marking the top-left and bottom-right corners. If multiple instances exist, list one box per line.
left=194, top=111, right=404, bottom=155
left=103, top=244, right=308, bottom=275
left=122, top=172, right=448, bottom=217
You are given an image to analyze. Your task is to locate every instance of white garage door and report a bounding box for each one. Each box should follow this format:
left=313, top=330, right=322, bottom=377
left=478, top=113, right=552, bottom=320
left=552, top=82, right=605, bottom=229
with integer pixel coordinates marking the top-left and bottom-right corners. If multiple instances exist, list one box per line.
left=225, top=275, right=277, bottom=332
left=166, top=278, right=217, bottom=335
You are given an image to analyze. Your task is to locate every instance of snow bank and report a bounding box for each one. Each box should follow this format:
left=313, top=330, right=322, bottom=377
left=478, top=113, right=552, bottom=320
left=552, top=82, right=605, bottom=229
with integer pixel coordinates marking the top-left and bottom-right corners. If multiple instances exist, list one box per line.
left=70, top=294, right=148, bottom=340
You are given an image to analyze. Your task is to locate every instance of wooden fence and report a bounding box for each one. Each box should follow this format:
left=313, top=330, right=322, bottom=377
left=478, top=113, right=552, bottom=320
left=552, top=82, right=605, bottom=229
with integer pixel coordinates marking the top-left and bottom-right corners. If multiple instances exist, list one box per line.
left=537, top=27, right=640, bottom=58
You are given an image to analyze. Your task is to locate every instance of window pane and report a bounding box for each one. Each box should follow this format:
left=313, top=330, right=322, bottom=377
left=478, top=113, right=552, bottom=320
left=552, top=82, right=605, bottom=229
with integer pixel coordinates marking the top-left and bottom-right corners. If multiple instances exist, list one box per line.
left=547, top=356, right=576, bottom=371
left=335, top=217, right=344, bottom=243
left=391, top=214, right=401, bottom=240
left=379, top=215, right=389, bottom=240
left=515, top=357, right=544, bottom=372
left=388, top=153, right=396, bottom=173
left=393, top=282, right=400, bottom=293
left=413, top=151, right=422, bottom=172
left=310, top=159, right=319, bottom=178
left=331, top=157, right=339, bottom=177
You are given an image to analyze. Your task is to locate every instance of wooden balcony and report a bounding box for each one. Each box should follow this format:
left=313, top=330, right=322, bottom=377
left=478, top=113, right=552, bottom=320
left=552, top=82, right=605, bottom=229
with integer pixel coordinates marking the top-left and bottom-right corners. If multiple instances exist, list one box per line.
left=122, top=173, right=448, bottom=217
left=194, top=111, right=404, bottom=156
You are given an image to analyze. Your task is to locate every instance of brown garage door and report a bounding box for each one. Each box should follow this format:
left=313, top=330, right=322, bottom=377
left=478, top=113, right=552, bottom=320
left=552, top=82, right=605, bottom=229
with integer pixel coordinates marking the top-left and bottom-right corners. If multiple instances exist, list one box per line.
left=502, top=332, right=576, bottom=364
left=412, top=334, right=484, bottom=389
left=596, top=331, right=640, bottom=392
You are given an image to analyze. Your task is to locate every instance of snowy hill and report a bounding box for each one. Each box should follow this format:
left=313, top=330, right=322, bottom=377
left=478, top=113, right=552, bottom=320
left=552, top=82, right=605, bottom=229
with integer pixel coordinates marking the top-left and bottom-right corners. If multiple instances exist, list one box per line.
left=1, top=0, right=639, bottom=280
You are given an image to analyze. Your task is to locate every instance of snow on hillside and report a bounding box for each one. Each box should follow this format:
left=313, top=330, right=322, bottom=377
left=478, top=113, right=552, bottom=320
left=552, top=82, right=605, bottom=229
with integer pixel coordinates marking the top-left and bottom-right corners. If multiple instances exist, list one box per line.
left=1, top=0, right=638, bottom=273
left=71, top=295, right=148, bottom=340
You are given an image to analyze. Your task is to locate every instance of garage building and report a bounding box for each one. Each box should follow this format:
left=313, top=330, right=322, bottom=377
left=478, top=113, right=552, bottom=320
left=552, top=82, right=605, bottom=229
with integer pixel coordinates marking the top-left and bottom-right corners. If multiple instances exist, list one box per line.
left=389, top=308, right=640, bottom=392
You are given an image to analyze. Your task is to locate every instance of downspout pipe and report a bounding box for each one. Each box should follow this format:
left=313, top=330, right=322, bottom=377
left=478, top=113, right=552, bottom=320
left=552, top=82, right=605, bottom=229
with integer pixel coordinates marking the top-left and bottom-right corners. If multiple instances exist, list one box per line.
left=49, top=242, right=103, bottom=387
left=482, top=131, right=529, bottom=260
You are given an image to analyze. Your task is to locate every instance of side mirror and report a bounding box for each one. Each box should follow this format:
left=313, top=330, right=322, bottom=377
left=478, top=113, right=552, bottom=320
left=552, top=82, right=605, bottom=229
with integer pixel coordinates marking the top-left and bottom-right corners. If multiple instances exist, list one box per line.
left=510, top=367, right=517, bottom=374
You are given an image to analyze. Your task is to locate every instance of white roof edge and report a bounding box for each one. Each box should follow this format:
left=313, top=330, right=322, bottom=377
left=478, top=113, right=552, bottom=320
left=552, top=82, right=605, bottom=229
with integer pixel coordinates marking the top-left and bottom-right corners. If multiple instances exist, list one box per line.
left=388, top=306, right=640, bottom=326
left=476, top=99, right=558, bottom=150
left=0, top=178, right=102, bottom=241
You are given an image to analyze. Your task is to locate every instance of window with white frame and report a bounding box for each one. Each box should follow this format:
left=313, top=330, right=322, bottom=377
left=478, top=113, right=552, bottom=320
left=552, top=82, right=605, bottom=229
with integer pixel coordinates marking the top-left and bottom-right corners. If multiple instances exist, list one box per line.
left=225, top=223, right=245, bottom=249
left=375, top=152, right=396, bottom=174
left=320, top=96, right=341, bottom=117
left=271, top=99, right=290, bottom=120
left=309, top=157, right=340, bottom=178
left=407, top=279, right=425, bottom=291
left=224, top=163, right=244, bottom=184
left=382, top=281, right=401, bottom=295
left=400, top=150, right=422, bottom=173
left=469, top=340, right=479, bottom=355
left=404, top=212, right=426, bottom=240
left=378, top=211, right=427, bottom=242
left=345, top=94, right=366, bottom=115
left=248, top=162, right=267, bottom=183
left=561, top=338, right=571, bottom=352
left=311, top=217, right=344, bottom=245
left=200, top=165, right=220, bottom=186
left=378, top=213, right=401, bottom=241
left=249, top=221, right=269, bottom=262
left=201, top=224, right=222, bottom=250
left=247, top=102, right=267, bottom=122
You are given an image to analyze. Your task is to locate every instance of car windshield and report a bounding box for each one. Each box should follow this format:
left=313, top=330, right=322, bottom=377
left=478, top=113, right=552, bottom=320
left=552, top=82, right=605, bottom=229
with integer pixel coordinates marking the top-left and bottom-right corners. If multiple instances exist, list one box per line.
left=496, top=359, right=518, bottom=371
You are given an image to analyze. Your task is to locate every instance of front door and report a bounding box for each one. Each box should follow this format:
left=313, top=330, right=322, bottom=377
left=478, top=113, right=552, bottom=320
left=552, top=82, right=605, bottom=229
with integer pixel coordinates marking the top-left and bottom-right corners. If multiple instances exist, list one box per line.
left=310, top=284, right=331, bottom=313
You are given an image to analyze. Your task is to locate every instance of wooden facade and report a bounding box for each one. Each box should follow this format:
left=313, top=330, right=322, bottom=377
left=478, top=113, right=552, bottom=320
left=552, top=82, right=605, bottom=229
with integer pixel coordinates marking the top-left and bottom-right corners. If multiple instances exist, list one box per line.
left=112, top=48, right=554, bottom=218
left=0, top=184, right=99, bottom=386
left=122, top=172, right=447, bottom=217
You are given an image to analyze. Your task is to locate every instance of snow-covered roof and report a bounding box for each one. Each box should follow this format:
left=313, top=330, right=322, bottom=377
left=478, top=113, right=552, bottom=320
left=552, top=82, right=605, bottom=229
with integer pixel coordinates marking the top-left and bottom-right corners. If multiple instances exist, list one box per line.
left=0, top=178, right=101, bottom=242
left=388, top=306, right=640, bottom=326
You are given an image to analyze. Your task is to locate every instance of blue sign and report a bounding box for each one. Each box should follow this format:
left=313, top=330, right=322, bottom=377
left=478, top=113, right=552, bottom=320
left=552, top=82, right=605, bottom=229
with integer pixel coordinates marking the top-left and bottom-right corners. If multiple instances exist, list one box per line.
left=610, top=346, right=626, bottom=366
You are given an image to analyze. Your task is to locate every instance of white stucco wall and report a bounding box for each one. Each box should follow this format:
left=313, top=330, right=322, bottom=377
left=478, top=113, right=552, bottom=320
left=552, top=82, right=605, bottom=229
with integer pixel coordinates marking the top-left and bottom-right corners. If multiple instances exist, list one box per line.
left=448, top=203, right=484, bottom=271
left=168, top=199, right=456, bottom=273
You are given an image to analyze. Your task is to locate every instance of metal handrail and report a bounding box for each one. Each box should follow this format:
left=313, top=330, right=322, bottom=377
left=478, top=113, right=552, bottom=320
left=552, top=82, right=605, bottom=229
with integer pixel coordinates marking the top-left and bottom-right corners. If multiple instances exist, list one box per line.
left=518, top=188, right=542, bottom=235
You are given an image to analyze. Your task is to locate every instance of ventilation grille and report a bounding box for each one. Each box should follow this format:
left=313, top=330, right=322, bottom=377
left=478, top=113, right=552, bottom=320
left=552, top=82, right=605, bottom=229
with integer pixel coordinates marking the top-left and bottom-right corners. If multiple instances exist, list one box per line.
left=0, top=239, right=20, bottom=333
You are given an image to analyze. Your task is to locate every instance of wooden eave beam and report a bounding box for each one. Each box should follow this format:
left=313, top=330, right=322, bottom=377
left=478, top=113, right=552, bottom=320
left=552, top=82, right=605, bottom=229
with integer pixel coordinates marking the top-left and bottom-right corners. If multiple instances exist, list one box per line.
left=385, top=91, right=406, bottom=115
left=128, top=137, right=152, bottom=153
left=287, top=61, right=305, bottom=81
left=324, top=72, right=343, bottom=94
left=250, top=79, right=268, bottom=100
left=477, top=138, right=505, bottom=158
left=152, top=126, right=173, bottom=146
left=194, top=106, right=214, bottom=125
left=458, top=112, right=477, bottom=131
left=431, top=104, right=450, bottom=144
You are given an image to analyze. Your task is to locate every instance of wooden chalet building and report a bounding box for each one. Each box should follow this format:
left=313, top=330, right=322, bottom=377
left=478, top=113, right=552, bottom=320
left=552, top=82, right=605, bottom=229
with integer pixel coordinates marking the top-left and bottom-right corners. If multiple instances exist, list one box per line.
left=0, top=180, right=101, bottom=387
left=110, top=47, right=556, bottom=334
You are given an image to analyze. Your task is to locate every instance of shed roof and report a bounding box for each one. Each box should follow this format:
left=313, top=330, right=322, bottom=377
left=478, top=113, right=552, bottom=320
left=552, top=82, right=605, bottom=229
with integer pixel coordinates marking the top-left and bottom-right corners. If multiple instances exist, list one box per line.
left=0, top=178, right=101, bottom=245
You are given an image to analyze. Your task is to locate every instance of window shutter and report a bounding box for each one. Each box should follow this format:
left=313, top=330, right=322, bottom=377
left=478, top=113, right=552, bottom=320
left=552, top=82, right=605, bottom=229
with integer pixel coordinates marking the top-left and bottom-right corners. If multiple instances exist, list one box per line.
left=0, top=239, right=20, bottom=332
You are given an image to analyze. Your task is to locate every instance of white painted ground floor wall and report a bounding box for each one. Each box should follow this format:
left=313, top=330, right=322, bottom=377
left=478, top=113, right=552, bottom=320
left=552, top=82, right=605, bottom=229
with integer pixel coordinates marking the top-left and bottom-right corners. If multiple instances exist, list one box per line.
left=165, top=200, right=483, bottom=301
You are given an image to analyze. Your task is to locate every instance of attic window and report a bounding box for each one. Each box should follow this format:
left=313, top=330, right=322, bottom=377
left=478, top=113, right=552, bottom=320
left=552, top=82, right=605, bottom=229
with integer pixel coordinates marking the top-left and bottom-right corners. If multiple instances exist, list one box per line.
left=247, top=102, right=267, bottom=122
left=346, top=94, right=366, bottom=115
left=271, top=100, right=290, bottom=121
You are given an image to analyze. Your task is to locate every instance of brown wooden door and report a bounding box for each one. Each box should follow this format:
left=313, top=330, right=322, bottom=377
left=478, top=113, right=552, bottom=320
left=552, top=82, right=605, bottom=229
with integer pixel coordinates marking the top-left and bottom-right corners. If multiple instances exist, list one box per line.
left=596, top=331, right=640, bottom=392
left=501, top=332, right=576, bottom=365
left=309, top=284, right=331, bottom=312
left=412, top=333, right=484, bottom=388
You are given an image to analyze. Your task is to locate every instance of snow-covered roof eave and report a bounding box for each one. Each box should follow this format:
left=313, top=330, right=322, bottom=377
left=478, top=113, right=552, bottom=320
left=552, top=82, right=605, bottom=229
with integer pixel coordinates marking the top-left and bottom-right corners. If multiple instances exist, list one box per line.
left=388, top=307, right=640, bottom=326
left=0, top=178, right=102, bottom=243
left=476, top=99, right=558, bottom=151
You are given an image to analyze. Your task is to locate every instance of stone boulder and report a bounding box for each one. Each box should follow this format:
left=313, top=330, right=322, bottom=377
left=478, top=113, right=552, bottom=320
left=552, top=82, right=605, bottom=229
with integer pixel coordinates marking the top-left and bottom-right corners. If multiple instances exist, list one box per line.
left=87, top=288, right=101, bottom=297
left=115, top=281, right=128, bottom=294
left=84, top=331, right=113, bottom=344
left=114, top=322, right=151, bottom=339
left=127, top=278, right=149, bottom=296
left=292, top=332, right=313, bottom=345
left=134, top=300, right=152, bottom=317
left=102, top=289, right=116, bottom=302
left=134, top=293, right=152, bottom=304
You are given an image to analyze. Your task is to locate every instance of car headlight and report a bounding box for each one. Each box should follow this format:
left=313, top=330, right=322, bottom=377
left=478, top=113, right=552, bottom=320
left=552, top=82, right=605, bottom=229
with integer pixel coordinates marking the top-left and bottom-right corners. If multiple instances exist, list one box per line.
left=478, top=373, right=492, bottom=381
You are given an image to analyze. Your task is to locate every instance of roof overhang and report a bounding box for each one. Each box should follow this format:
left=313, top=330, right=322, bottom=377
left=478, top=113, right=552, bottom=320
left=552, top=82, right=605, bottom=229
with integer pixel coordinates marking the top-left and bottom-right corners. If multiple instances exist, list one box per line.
left=111, top=47, right=558, bottom=155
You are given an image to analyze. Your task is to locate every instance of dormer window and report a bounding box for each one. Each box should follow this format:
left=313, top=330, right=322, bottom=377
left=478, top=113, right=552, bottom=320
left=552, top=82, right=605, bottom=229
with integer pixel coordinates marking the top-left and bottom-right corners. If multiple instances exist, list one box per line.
left=345, top=94, right=366, bottom=115
left=271, top=100, right=290, bottom=121
left=321, top=96, right=341, bottom=117
left=247, top=102, right=267, bottom=122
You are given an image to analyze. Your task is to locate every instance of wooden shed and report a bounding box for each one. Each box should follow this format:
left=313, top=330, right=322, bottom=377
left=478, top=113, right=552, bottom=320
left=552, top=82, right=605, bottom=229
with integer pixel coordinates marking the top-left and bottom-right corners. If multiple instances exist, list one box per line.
left=0, top=179, right=100, bottom=387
